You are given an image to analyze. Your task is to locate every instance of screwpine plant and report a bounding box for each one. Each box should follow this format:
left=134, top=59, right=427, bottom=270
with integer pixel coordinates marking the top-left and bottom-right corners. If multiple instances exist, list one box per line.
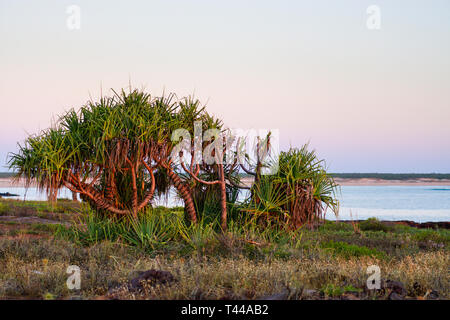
left=8, top=89, right=240, bottom=227
left=8, top=87, right=338, bottom=231
left=244, top=145, right=339, bottom=228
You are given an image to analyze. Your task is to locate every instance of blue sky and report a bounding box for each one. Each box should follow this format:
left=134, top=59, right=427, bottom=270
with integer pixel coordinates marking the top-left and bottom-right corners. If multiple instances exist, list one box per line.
left=1, top=0, right=449, bottom=172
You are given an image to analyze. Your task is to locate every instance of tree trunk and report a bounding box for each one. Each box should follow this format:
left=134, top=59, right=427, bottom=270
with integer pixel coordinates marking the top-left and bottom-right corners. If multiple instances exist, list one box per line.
left=166, top=167, right=197, bottom=223
left=48, top=191, right=57, bottom=204
left=72, top=191, right=78, bottom=201
left=64, top=179, right=128, bottom=216
left=218, top=164, right=227, bottom=230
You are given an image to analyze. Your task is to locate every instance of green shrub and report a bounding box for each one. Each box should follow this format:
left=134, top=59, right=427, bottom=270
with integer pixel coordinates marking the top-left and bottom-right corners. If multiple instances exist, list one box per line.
left=123, top=209, right=183, bottom=251
left=321, top=284, right=362, bottom=297
left=359, top=218, right=392, bottom=232
left=55, top=206, right=219, bottom=253
left=243, top=145, right=339, bottom=228
left=56, top=208, right=126, bottom=245
left=412, top=229, right=449, bottom=245
left=320, top=240, right=386, bottom=259
left=0, top=201, right=9, bottom=215
left=319, top=221, right=354, bottom=233
left=30, top=223, right=59, bottom=233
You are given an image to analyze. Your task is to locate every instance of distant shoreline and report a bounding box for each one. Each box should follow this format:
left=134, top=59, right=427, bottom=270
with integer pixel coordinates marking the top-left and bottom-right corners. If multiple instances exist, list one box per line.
left=0, top=178, right=38, bottom=188
left=2, top=177, right=450, bottom=188
left=241, top=177, right=450, bottom=187
left=334, top=178, right=450, bottom=186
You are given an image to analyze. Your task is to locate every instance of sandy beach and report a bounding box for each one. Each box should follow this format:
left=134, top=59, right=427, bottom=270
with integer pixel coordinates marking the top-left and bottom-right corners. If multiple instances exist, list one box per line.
left=0, top=178, right=37, bottom=188
left=242, top=177, right=450, bottom=187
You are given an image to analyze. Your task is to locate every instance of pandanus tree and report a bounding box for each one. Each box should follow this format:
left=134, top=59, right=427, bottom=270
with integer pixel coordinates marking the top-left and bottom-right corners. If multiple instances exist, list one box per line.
left=274, top=146, right=339, bottom=227
left=158, top=98, right=241, bottom=229
left=8, top=89, right=239, bottom=227
left=245, top=144, right=339, bottom=228
left=8, top=87, right=338, bottom=229
left=9, top=90, right=170, bottom=215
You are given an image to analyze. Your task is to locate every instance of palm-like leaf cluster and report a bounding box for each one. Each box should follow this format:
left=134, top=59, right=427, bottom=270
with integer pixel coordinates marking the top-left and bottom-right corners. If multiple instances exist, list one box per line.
left=245, top=144, right=339, bottom=228
left=8, top=89, right=234, bottom=223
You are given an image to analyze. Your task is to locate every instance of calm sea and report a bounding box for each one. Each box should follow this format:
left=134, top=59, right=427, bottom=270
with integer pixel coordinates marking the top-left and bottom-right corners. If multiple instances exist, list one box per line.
left=1, top=185, right=449, bottom=222
left=334, top=186, right=450, bottom=222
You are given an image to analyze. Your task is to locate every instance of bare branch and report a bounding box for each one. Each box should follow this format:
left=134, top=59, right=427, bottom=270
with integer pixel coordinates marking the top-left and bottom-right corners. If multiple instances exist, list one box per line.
left=180, top=160, right=220, bottom=185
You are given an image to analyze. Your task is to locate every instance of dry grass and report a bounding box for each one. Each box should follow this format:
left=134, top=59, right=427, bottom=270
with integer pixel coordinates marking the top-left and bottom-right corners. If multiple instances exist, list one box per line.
left=0, top=199, right=448, bottom=300
left=0, top=237, right=447, bottom=300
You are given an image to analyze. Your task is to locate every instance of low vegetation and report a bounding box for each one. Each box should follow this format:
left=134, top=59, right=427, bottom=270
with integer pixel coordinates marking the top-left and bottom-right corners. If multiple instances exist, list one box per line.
left=0, top=199, right=448, bottom=300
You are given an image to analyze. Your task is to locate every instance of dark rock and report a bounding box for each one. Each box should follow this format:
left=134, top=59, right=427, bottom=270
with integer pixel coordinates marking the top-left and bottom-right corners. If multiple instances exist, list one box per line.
left=107, top=279, right=121, bottom=290
left=302, top=289, right=319, bottom=298
left=0, top=279, right=24, bottom=295
left=383, top=280, right=407, bottom=300
left=389, top=292, right=405, bottom=300
left=259, top=289, right=289, bottom=300
left=340, top=220, right=450, bottom=230
left=341, top=293, right=360, bottom=300
left=420, top=222, right=450, bottom=230
left=0, top=192, right=19, bottom=197
left=428, top=290, right=439, bottom=299
left=412, top=282, right=425, bottom=296
left=128, top=269, right=175, bottom=291
left=384, top=280, right=407, bottom=295
left=219, top=290, right=244, bottom=300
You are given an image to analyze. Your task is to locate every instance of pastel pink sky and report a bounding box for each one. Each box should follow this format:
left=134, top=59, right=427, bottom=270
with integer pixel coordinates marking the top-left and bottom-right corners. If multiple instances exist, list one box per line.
left=1, top=0, right=449, bottom=172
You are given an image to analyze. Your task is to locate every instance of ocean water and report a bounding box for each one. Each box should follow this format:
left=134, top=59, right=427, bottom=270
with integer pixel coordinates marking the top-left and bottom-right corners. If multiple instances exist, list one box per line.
left=333, top=186, right=450, bottom=222
left=0, top=187, right=74, bottom=201
left=1, top=185, right=450, bottom=223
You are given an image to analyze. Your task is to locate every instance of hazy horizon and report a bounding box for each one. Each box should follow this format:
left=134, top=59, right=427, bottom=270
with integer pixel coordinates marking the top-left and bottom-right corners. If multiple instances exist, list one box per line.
left=1, top=0, right=449, bottom=173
